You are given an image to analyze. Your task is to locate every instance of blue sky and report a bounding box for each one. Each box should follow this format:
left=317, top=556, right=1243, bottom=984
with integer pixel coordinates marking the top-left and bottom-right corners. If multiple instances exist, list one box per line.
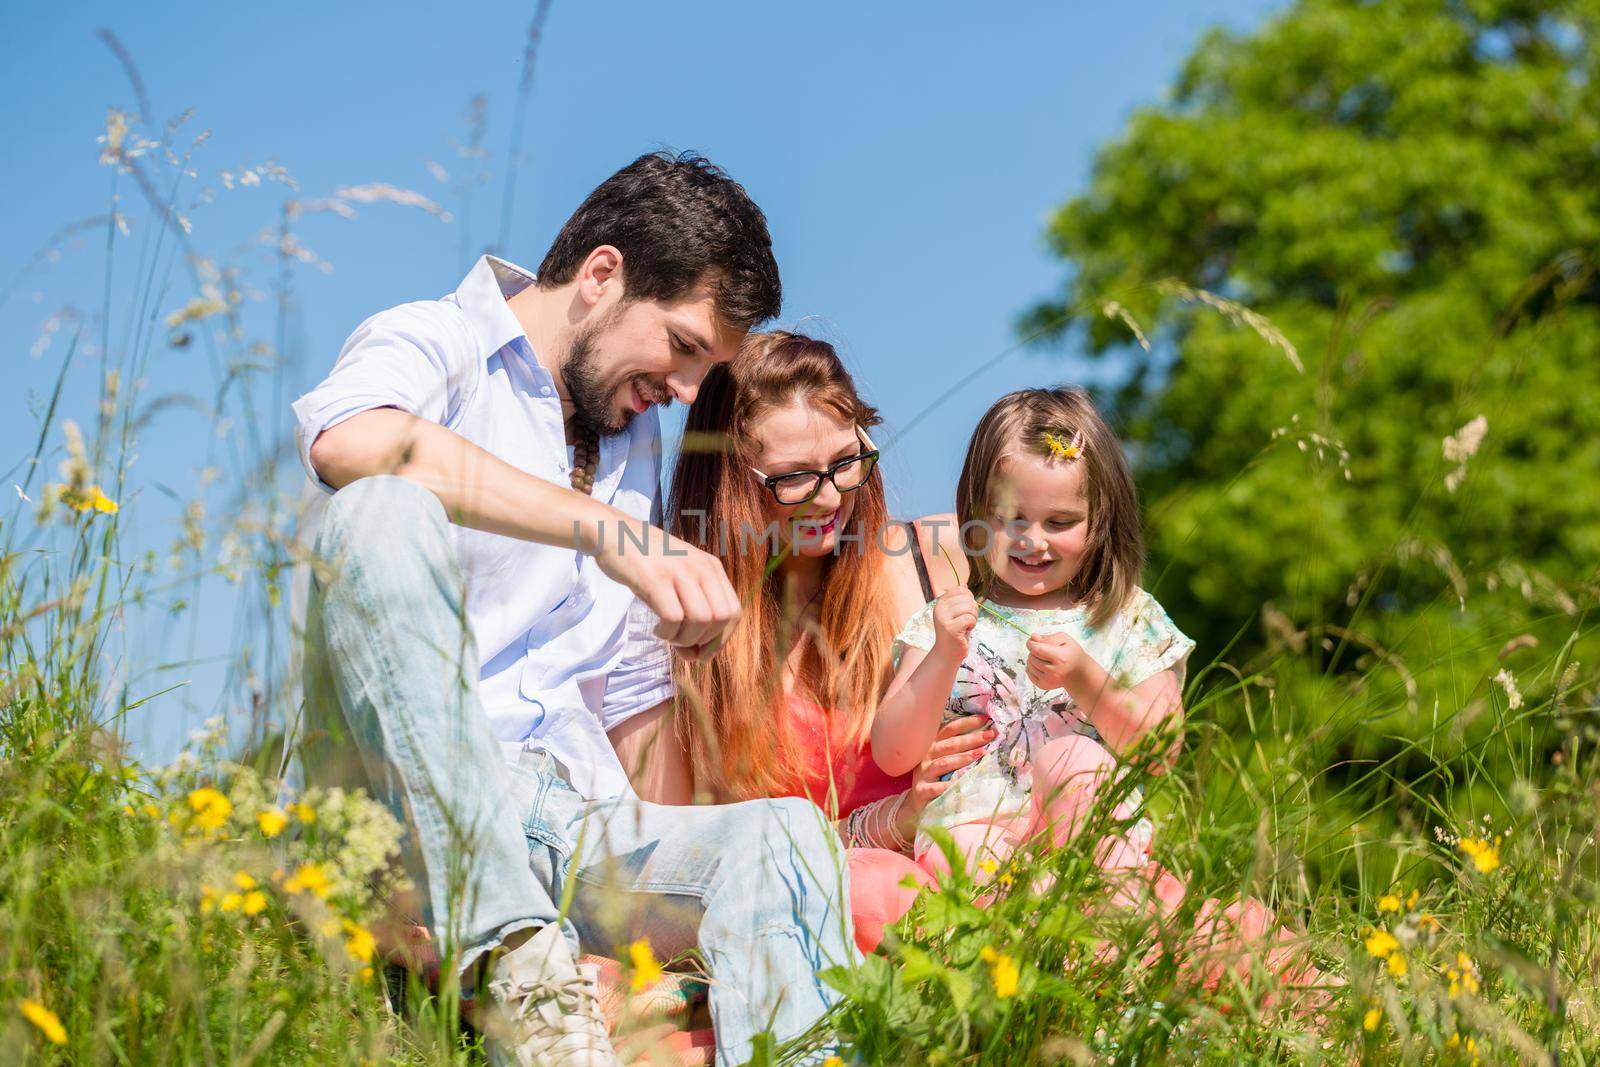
left=1, top=0, right=1281, bottom=756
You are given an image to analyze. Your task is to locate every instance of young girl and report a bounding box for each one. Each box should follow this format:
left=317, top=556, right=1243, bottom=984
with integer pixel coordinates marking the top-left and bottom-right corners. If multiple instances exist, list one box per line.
left=872, top=386, right=1192, bottom=878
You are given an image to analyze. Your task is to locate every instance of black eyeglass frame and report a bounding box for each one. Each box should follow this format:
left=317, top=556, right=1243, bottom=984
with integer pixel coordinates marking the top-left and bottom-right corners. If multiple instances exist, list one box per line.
left=750, top=427, right=881, bottom=506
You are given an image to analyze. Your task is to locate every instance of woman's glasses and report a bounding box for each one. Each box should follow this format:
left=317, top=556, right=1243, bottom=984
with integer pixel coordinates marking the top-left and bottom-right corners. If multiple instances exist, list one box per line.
left=751, top=428, right=881, bottom=506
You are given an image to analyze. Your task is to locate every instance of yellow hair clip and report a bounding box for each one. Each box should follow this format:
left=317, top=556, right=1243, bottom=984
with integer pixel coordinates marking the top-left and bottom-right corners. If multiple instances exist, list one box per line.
left=1041, top=430, right=1084, bottom=461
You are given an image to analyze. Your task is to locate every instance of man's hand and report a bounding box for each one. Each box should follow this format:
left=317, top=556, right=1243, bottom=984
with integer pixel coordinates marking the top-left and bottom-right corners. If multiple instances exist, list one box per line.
left=1025, top=631, right=1088, bottom=692
left=931, top=588, right=978, bottom=658
left=594, top=520, right=741, bottom=660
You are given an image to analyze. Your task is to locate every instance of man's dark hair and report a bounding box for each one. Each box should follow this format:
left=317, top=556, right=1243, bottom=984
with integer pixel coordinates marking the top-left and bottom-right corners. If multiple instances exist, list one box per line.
left=538, top=151, right=781, bottom=329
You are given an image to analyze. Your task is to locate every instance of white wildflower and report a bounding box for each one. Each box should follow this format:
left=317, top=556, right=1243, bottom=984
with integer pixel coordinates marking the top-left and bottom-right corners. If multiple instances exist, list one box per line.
left=1443, top=415, right=1487, bottom=492
left=1101, top=300, right=1151, bottom=352
left=333, top=182, right=452, bottom=221
left=59, top=420, right=89, bottom=485
left=165, top=287, right=228, bottom=328
left=1155, top=279, right=1303, bottom=373
left=99, top=108, right=128, bottom=163
left=1494, top=668, right=1524, bottom=710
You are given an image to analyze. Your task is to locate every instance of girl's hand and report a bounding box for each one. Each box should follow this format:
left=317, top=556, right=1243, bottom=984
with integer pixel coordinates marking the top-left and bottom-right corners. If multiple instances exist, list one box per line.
left=896, top=715, right=996, bottom=843
left=931, top=588, right=978, bottom=657
left=1025, top=631, right=1087, bottom=691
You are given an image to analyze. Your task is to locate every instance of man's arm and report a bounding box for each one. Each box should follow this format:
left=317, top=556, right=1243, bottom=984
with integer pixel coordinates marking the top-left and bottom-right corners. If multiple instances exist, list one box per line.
left=309, top=407, right=741, bottom=657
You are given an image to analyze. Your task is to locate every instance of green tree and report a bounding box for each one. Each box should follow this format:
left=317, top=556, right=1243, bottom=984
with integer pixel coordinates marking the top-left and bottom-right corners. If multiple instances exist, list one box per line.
left=1032, top=0, right=1598, bottom=668
left=1029, top=0, right=1600, bottom=844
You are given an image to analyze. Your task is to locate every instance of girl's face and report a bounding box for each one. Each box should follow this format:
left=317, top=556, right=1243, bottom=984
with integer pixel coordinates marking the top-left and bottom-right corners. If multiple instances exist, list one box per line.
left=750, top=400, right=863, bottom=558
left=985, top=451, right=1091, bottom=600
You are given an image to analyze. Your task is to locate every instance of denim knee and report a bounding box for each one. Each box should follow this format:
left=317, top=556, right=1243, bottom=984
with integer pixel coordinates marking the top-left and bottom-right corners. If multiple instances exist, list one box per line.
left=315, top=475, right=450, bottom=569
left=738, top=797, right=847, bottom=907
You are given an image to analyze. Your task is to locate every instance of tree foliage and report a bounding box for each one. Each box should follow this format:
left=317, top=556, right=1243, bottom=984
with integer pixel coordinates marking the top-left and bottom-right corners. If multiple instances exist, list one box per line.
left=1032, top=0, right=1599, bottom=673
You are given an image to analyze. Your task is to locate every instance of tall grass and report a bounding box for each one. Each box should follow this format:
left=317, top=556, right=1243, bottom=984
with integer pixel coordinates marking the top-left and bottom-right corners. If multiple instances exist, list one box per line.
left=4, top=34, right=1599, bottom=1067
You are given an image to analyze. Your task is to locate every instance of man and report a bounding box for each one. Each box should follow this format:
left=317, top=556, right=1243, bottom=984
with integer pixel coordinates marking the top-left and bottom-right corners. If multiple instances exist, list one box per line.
left=293, top=152, right=854, bottom=1067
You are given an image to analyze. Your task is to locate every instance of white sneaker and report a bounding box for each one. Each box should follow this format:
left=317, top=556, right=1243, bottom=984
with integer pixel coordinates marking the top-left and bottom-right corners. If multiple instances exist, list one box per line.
left=480, top=923, right=623, bottom=1067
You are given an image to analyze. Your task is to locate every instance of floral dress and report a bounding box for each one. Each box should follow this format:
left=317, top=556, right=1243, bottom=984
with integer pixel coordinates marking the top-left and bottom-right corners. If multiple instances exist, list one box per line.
left=893, top=587, right=1194, bottom=858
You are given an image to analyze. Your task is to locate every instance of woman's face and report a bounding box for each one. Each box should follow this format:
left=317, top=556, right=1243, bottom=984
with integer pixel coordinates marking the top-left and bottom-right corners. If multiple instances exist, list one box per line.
left=985, top=451, right=1091, bottom=600
left=749, top=400, right=864, bottom=558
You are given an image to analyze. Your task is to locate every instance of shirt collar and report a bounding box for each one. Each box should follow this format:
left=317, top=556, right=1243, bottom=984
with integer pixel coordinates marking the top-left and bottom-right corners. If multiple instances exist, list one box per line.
left=455, top=254, right=539, bottom=359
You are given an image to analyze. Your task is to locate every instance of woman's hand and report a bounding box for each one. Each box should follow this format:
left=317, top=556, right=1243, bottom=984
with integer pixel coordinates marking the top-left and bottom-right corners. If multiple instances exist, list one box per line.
left=895, top=714, right=996, bottom=844
left=1025, top=631, right=1088, bottom=692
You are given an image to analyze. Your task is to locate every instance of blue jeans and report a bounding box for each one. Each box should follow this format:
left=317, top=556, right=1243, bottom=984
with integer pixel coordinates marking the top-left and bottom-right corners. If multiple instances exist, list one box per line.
left=299, top=476, right=856, bottom=1066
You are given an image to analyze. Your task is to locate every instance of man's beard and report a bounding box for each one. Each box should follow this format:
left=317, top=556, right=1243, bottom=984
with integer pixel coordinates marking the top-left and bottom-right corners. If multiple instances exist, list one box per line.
left=562, top=315, right=628, bottom=436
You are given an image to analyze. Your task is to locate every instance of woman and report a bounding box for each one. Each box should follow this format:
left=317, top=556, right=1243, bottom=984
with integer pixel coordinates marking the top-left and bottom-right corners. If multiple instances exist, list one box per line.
left=608, top=330, right=985, bottom=951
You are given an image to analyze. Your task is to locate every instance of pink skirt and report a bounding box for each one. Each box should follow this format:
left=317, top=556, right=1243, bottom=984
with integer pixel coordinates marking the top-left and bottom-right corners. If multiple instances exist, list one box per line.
left=846, top=847, right=932, bottom=953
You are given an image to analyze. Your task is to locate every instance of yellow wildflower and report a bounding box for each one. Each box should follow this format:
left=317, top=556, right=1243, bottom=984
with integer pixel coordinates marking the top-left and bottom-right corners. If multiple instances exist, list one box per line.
left=1041, top=431, right=1082, bottom=461
left=1363, top=1006, right=1381, bottom=1032
left=1387, top=951, right=1407, bottom=978
left=141, top=803, right=160, bottom=819
left=628, top=938, right=664, bottom=992
left=21, top=999, right=68, bottom=1045
left=257, top=808, right=289, bottom=837
left=1458, top=836, right=1501, bottom=874
left=284, top=862, right=331, bottom=899
left=233, top=871, right=258, bottom=890
left=219, top=892, right=243, bottom=913
left=1418, top=913, right=1441, bottom=932
left=978, top=858, right=999, bottom=876
left=344, top=920, right=377, bottom=964
left=1407, top=889, right=1420, bottom=909
left=1363, top=929, right=1399, bottom=959
left=997, top=872, right=1014, bottom=887
left=200, top=885, right=218, bottom=913
left=291, top=801, right=317, bottom=824
left=979, top=945, right=1020, bottom=998
left=1377, top=894, right=1400, bottom=913
left=56, top=484, right=119, bottom=515
left=186, top=787, right=232, bottom=831
left=241, top=891, right=269, bottom=916
left=360, top=966, right=375, bottom=982
left=122, top=804, right=135, bottom=816
left=1448, top=953, right=1481, bottom=997
left=1447, top=1033, right=1460, bottom=1049
left=823, top=1058, right=844, bottom=1067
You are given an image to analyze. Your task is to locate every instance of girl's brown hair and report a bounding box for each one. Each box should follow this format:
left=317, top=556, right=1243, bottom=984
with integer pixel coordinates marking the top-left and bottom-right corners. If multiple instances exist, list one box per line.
left=955, top=387, right=1143, bottom=628
left=667, top=331, right=897, bottom=801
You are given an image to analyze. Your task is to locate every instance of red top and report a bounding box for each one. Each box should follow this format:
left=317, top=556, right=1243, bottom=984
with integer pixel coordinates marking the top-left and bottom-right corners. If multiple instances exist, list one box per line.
left=783, top=693, right=910, bottom=816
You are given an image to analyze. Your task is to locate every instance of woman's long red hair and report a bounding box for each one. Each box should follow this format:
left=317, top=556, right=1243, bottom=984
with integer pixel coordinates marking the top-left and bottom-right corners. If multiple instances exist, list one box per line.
left=667, top=331, right=897, bottom=801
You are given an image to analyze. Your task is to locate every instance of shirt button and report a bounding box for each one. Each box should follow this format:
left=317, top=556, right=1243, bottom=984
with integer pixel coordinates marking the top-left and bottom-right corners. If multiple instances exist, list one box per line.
left=540, top=385, right=552, bottom=396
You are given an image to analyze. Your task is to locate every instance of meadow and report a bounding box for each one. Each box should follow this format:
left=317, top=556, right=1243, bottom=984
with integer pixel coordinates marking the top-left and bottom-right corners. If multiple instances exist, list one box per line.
left=5, top=7, right=1600, bottom=1064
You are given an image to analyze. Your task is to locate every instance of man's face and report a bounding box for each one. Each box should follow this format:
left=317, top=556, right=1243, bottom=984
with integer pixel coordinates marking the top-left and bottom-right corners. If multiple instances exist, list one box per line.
left=563, top=282, right=745, bottom=436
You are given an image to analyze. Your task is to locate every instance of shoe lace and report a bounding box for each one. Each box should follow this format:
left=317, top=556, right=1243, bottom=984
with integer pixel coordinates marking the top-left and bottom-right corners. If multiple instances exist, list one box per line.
left=495, top=970, right=604, bottom=1026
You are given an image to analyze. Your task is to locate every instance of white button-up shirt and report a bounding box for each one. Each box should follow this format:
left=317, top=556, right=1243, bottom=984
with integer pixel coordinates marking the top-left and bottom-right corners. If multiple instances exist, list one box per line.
left=292, top=255, right=672, bottom=799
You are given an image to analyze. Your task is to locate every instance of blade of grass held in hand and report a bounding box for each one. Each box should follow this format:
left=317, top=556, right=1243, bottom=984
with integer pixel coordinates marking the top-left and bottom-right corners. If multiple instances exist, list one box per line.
left=934, top=541, right=1031, bottom=637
